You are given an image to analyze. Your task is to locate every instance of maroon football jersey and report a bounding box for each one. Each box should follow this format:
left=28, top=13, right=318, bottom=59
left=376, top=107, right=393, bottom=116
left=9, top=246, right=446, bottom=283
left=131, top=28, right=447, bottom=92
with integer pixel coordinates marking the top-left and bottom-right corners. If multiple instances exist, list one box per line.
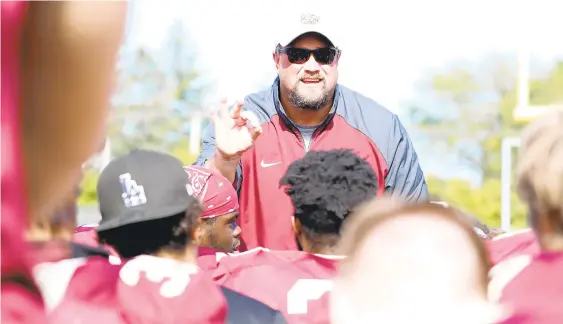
left=487, top=229, right=539, bottom=265
left=197, top=246, right=225, bottom=272
left=211, top=247, right=341, bottom=324
left=489, top=251, right=563, bottom=323
left=53, top=255, right=228, bottom=324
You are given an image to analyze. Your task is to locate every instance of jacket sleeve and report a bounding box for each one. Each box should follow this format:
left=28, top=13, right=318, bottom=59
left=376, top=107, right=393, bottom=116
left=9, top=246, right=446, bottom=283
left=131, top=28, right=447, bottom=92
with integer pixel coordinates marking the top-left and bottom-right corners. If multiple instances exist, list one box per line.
left=384, top=115, right=429, bottom=202
left=194, top=122, right=243, bottom=192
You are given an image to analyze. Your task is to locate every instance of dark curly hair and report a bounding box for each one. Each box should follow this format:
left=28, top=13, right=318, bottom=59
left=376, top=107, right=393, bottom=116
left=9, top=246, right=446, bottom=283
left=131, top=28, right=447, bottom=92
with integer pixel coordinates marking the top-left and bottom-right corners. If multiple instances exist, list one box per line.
left=280, top=149, right=378, bottom=244
left=98, top=196, right=203, bottom=259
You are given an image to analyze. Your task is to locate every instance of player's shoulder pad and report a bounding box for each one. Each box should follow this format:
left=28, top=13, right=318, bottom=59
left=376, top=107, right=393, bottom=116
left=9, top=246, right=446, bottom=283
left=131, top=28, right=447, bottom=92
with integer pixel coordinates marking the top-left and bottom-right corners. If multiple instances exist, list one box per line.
left=492, top=228, right=532, bottom=241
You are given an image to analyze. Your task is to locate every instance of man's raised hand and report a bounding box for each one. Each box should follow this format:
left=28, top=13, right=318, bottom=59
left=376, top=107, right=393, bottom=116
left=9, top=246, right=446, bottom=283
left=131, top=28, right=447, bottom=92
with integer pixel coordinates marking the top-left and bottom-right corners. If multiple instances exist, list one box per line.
left=212, top=99, right=262, bottom=160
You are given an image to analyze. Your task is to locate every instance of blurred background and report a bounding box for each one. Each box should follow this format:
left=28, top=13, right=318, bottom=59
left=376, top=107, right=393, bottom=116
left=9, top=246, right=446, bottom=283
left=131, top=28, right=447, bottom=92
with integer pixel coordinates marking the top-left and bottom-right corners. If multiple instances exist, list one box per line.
left=78, top=0, right=563, bottom=231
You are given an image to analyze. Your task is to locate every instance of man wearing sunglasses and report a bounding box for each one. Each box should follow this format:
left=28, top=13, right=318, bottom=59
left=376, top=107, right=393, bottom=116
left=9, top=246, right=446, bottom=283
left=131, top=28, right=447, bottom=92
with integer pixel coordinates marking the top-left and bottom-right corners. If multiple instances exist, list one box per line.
left=196, top=12, right=428, bottom=252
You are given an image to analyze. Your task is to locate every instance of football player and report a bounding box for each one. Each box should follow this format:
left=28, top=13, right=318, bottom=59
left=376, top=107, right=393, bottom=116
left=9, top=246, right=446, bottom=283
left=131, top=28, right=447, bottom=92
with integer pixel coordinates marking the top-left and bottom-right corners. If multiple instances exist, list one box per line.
left=332, top=200, right=504, bottom=324
left=489, top=111, right=563, bottom=323
left=210, top=149, right=378, bottom=323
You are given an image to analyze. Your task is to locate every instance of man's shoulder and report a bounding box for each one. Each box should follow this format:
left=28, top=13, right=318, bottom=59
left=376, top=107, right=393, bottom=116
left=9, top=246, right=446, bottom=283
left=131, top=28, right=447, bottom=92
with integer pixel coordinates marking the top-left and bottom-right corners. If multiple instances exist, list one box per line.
left=337, top=84, right=396, bottom=123
left=243, top=85, right=278, bottom=123
left=335, top=84, right=403, bottom=151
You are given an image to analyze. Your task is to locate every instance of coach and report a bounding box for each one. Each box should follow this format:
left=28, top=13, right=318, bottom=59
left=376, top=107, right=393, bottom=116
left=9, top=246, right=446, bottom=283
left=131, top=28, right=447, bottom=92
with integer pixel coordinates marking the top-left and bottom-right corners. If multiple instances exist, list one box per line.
left=195, top=12, right=428, bottom=251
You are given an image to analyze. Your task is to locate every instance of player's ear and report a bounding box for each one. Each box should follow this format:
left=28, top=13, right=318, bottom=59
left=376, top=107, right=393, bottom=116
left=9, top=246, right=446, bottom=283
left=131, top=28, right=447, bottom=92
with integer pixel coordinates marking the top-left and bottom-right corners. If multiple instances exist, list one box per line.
left=291, top=216, right=301, bottom=236
left=193, top=219, right=206, bottom=244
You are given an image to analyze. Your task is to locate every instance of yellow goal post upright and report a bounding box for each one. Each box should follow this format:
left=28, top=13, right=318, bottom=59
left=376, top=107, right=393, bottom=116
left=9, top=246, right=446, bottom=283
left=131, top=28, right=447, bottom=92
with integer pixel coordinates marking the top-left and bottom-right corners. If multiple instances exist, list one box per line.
left=501, top=50, right=563, bottom=231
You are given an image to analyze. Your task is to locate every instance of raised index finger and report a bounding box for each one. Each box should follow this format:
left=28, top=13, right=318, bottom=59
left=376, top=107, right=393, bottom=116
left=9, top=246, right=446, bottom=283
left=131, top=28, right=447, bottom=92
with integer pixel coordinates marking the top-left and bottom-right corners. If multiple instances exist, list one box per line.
left=219, top=97, right=229, bottom=119
left=230, top=101, right=244, bottom=119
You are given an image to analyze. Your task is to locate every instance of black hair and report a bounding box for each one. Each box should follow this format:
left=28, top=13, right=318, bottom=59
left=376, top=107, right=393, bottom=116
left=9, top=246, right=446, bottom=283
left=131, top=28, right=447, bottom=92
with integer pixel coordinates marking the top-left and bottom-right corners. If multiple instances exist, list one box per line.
left=280, top=149, right=378, bottom=246
left=98, top=197, right=202, bottom=259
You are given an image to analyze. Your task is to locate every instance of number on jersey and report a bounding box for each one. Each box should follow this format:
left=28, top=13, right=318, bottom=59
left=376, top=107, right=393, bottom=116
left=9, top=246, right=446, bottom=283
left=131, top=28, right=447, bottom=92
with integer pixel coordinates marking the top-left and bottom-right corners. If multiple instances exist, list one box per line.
left=119, top=255, right=199, bottom=298
left=287, top=279, right=333, bottom=314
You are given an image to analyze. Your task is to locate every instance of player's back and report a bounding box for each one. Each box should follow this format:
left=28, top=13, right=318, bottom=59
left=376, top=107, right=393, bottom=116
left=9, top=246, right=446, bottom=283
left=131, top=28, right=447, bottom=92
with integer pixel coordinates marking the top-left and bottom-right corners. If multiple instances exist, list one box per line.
left=489, top=251, right=563, bottom=323
left=487, top=229, right=539, bottom=265
left=54, top=255, right=228, bottom=324
left=211, top=248, right=342, bottom=324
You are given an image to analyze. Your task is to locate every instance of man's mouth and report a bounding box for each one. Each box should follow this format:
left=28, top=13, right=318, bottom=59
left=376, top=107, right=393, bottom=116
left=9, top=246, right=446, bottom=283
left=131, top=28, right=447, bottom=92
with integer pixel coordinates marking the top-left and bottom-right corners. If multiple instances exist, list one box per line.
left=301, top=79, right=322, bottom=84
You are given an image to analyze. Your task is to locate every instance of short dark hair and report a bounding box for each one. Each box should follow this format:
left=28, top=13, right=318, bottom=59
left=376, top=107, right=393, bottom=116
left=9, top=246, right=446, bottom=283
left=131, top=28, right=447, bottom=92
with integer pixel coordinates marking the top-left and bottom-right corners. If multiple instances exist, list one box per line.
left=280, top=149, right=378, bottom=244
left=98, top=197, right=202, bottom=259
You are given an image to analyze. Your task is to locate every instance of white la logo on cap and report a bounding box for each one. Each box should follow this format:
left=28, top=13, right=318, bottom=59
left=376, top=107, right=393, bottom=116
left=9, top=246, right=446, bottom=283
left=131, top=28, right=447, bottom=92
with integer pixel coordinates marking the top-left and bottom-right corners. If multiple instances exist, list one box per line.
left=300, top=13, right=320, bottom=25
left=119, top=173, right=147, bottom=208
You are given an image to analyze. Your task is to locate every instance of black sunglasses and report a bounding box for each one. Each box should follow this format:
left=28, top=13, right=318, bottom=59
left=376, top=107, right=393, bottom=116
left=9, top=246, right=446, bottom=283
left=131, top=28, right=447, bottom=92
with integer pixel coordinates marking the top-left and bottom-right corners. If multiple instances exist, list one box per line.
left=277, top=47, right=340, bottom=65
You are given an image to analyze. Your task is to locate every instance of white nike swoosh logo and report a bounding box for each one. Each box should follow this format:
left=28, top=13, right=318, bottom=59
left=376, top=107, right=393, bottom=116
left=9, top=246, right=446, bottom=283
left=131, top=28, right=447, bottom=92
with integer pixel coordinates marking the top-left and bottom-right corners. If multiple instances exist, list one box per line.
left=260, top=160, right=282, bottom=168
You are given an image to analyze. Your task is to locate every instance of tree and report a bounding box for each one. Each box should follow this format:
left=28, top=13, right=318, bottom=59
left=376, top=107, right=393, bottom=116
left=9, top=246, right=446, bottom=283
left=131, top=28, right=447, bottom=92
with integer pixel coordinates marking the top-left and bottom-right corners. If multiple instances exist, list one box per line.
left=410, top=57, right=563, bottom=227
left=110, top=20, right=213, bottom=157
left=79, top=20, right=212, bottom=205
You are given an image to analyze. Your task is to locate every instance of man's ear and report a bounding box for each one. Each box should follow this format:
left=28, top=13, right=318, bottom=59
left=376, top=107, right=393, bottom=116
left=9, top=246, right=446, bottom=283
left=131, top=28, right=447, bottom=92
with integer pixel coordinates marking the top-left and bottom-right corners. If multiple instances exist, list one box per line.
left=273, top=52, right=280, bottom=69
left=193, top=219, right=206, bottom=243
left=292, top=216, right=301, bottom=237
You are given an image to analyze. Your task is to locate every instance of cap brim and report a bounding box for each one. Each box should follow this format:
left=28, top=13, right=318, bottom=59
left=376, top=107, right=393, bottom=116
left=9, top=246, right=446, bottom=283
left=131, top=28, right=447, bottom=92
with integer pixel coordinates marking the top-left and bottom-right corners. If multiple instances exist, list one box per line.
left=278, top=30, right=335, bottom=47
left=96, top=202, right=190, bottom=232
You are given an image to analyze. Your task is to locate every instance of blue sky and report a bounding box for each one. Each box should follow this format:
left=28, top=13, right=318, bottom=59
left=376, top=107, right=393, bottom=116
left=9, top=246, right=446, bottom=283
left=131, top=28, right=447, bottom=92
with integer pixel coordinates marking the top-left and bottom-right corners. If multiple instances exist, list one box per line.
left=123, top=0, right=562, bottom=180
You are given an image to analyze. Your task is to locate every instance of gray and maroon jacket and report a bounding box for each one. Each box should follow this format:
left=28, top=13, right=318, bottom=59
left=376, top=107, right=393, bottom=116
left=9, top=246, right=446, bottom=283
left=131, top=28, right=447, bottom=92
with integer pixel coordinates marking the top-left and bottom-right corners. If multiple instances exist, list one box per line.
left=196, top=78, right=428, bottom=251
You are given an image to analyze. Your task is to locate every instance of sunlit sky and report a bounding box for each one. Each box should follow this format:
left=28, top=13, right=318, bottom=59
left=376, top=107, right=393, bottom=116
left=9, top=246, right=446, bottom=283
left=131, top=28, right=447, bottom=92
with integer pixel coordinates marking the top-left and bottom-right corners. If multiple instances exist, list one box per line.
left=125, top=0, right=563, bottom=179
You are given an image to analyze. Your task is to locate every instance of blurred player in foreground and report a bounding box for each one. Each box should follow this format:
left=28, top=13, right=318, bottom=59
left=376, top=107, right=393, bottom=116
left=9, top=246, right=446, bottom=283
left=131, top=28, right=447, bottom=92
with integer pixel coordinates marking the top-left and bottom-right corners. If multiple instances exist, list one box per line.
left=210, top=149, right=378, bottom=323
left=489, top=111, right=563, bottom=323
left=331, top=201, right=505, bottom=324
left=1, top=2, right=126, bottom=322
left=53, top=150, right=286, bottom=323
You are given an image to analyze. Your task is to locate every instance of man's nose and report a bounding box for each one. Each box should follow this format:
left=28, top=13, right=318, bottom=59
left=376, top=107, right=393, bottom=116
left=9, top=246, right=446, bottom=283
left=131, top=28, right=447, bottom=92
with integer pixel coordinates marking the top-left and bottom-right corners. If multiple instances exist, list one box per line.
left=232, top=225, right=241, bottom=237
left=303, top=55, right=321, bottom=72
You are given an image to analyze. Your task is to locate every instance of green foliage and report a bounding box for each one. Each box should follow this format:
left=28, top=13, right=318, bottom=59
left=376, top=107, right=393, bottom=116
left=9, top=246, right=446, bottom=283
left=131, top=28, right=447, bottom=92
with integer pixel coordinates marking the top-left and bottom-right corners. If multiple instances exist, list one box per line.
left=78, top=169, right=100, bottom=205
left=78, top=21, right=209, bottom=205
left=411, top=58, right=563, bottom=227
left=426, top=176, right=527, bottom=229
left=78, top=141, right=200, bottom=205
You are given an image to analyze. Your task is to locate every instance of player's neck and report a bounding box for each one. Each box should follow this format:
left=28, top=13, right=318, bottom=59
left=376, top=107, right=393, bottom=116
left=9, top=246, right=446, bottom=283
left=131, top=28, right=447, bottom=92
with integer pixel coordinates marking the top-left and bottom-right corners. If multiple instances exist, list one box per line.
left=539, top=233, right=563, bottom=252
left=307, top=245, right=337, bottom=255
left=154, top=246, right=197, bottom=264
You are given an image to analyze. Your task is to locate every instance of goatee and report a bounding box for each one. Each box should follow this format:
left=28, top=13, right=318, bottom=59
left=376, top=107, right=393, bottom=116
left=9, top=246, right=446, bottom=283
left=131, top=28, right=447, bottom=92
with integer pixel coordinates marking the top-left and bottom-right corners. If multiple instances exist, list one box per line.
left=288, top=81, right=333, bottom=111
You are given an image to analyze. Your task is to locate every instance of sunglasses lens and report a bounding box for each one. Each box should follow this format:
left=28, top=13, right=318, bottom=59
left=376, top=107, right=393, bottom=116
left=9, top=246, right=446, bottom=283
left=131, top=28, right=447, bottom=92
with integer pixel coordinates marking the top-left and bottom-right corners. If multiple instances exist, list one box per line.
left=286, top=48, right=310, bottom=64
left=312, top=48, right=337, bottom=65
left=282, top=47, right=338, bottom=65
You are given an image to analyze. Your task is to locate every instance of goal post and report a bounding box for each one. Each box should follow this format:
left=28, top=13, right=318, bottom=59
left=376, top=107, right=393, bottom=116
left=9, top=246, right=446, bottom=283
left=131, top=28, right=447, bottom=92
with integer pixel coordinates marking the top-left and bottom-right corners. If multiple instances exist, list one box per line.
left=500, top=137, right=520, bottom=232
left=502, top=49, right=563, bottom=230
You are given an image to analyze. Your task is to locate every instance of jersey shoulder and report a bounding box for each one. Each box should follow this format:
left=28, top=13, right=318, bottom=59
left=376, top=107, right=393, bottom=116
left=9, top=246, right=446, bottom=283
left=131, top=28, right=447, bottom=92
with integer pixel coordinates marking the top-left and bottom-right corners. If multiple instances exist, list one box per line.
left=488, top=229, right=539, bottom=265
left=212, top=249, right=340, bottom=323
left=62, top=255, right=228, bottom=323
left=494, top=252, right=563, bottom=323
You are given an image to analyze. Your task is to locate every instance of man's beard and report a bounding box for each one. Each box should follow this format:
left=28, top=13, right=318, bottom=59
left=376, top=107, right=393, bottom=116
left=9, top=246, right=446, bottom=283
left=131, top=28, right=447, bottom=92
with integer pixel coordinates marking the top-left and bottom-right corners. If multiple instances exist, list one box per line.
left=288, top=80, right=333, bottom=111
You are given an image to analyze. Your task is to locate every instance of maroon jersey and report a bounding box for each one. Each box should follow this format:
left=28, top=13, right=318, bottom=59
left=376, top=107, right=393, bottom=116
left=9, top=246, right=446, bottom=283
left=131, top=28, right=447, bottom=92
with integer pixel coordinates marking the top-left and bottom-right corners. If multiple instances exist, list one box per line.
left=211, top=248, right=341, bottom=324
left=53, top=255, right=228, bottom=324
left=197, top=246, right=225, bottom=272
left=489, top=252, right=563, bottom=323
left=487, top=229, right=539, bottom=265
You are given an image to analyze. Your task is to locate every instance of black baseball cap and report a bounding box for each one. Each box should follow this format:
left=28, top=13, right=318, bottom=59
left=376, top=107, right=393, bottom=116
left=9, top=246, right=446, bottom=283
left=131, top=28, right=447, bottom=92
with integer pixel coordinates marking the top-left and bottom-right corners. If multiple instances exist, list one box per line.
left=96, top=149, right=193, bottom=232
